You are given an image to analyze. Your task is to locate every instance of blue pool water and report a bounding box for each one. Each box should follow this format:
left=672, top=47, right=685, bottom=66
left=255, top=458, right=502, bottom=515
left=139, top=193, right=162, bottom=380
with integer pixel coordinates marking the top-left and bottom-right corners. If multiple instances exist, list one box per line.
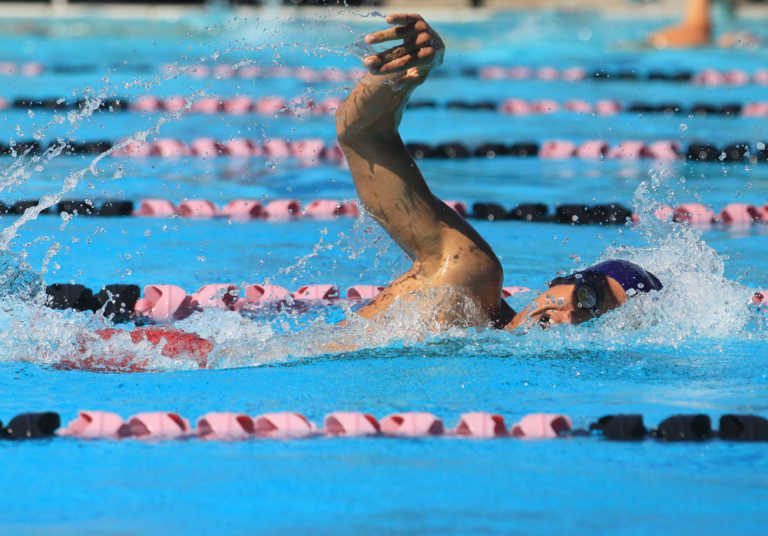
left=1, top=8, right=768, bottom=534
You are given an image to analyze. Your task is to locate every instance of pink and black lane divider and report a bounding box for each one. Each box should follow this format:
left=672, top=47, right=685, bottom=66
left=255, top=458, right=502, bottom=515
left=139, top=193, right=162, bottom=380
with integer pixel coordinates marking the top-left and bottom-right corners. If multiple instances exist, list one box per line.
left=43, top=282, right=539, bottom=325
left=12, top=198, right=768, bottom=228
left=477, top=66, right=768, bottom=86
left=3, top=410, right=768, bottom=442
left=6, top=95, right=768, bottom=118
left=5, top=198, right=634, bottom=225
left=5, top=138, right=767, bottom=164
left=5, top=61, right=768, bottom=85
left=8, top=60, right=768, bottom=86
left=44, top=276, right=768, bottom=325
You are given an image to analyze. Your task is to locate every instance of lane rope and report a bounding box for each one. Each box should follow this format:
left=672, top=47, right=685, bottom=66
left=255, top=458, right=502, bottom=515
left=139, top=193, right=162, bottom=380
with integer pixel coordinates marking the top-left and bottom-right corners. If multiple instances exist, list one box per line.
left=7, top=198, right=768, bottom=227
left=4, top=138, right=767, bottom=164
left=4, top=95, right=767, bottom=118
left=3, top=410, right=767, bottom=441
left=3, top=61, right=768, bottom=86
left=44, top=278, right=768, bottom=324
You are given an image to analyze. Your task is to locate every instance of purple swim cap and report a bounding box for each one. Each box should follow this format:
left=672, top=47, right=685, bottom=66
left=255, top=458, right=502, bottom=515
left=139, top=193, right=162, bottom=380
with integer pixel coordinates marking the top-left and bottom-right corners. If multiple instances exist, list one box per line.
left=582, top=260, right=663, bottom=294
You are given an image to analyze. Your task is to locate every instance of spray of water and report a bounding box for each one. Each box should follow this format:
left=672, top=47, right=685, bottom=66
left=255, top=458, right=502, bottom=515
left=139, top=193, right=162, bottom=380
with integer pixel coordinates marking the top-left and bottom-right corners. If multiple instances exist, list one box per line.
left=0, top=13, right=764, bottom=372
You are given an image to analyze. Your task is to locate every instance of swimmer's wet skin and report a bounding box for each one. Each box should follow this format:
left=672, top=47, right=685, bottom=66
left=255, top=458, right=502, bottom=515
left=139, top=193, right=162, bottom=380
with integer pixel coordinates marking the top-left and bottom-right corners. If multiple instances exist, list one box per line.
left=335, top=13, right=663, bottom=332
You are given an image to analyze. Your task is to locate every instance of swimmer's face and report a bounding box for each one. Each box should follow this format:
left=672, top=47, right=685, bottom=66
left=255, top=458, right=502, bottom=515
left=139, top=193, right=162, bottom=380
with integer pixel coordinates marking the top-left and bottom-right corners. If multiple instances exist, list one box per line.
left=527, top=284, right=596, bottom=328
left=505, top=274, right=627, bottom=330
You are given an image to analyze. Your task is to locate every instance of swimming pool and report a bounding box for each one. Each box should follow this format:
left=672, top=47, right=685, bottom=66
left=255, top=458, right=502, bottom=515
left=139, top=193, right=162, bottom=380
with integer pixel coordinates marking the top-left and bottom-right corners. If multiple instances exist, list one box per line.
left=1, top=8, right=767, bottom=534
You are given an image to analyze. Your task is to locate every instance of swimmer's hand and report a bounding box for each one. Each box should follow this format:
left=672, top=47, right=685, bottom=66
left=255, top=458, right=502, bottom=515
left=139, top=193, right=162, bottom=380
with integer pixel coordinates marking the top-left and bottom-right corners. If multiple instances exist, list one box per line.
left=362, top=14, right=445, bottom=86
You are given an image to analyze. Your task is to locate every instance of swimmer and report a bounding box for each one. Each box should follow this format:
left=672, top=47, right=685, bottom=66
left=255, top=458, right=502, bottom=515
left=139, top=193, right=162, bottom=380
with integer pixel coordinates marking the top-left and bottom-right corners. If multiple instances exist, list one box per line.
left=649, top=0, right=759, bottom=49
left=336, top=13, right=663, bottom=332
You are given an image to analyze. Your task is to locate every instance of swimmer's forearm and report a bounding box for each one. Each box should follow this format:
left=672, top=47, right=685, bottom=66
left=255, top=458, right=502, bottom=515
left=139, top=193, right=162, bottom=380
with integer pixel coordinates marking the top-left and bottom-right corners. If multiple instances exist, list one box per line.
left=335, top=70, right=442, bottom=259
left=335, top=72, right=420, bottom=141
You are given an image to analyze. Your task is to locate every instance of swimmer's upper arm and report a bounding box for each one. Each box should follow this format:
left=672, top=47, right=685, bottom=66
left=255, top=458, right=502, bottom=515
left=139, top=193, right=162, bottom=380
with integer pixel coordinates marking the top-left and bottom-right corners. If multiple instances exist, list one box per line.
left=337, top=124, right=448, bottom=261
left=336, top=81, right=501, bottom=280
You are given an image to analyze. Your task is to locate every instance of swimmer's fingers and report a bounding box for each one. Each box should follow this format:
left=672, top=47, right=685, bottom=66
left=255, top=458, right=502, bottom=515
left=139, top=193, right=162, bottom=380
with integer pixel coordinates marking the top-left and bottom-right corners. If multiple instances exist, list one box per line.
left=365, top=19, right=433, bottom=44
left=385, top=13, right=423, bottom=26
left=364, top=41, right=440, bottom=74
left=364, top=43, right=419, bottom=71
left=365, top=23, right=417, bottom=45
left=364, top=47, right=436, bottom=75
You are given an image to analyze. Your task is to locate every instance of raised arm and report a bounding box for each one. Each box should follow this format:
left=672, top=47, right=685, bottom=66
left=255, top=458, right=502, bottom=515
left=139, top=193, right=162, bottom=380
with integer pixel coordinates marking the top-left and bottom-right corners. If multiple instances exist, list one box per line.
left=335, top=14, right=502, bottom=299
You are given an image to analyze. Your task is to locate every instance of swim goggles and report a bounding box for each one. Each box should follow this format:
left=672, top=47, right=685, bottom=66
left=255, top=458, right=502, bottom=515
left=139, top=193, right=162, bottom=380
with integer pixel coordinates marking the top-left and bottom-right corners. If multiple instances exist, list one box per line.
left=548, top=271, right=604, bottom=317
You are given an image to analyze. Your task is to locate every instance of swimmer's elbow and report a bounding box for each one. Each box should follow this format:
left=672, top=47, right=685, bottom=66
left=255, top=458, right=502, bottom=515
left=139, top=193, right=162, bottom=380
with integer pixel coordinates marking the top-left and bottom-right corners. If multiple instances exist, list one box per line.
left=336, top=108, right=367, bottom=150
left=336, top=101, right=396, bottom=149
left=335, top=106, right=352, bottom=144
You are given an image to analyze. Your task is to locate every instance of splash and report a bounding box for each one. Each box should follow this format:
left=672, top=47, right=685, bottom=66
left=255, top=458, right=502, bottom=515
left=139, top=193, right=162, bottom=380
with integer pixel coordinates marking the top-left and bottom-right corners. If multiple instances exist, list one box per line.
left=0, top=12, right=764, bottom=374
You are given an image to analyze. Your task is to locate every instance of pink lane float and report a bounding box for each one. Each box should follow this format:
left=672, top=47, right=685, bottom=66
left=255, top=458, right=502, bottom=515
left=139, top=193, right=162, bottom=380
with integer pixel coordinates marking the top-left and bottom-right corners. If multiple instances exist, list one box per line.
left=135, top=198, right=359, bottom=220
left=130, top=282, right=380, bottom=322
left=6, top=93, right=764, bottom=117
left=4, top=62, right=768, bottom=86
left=649, top=202, right=768, bottom=225
left=98, top=137, right=768, bottom=164
left=56, top=410, right=573, bottom=441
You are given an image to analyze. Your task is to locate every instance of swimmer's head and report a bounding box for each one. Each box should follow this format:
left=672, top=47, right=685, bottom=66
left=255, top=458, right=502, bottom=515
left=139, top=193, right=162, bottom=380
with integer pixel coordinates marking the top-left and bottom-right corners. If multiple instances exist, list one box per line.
left=506, top=259, right=663, bottom=330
